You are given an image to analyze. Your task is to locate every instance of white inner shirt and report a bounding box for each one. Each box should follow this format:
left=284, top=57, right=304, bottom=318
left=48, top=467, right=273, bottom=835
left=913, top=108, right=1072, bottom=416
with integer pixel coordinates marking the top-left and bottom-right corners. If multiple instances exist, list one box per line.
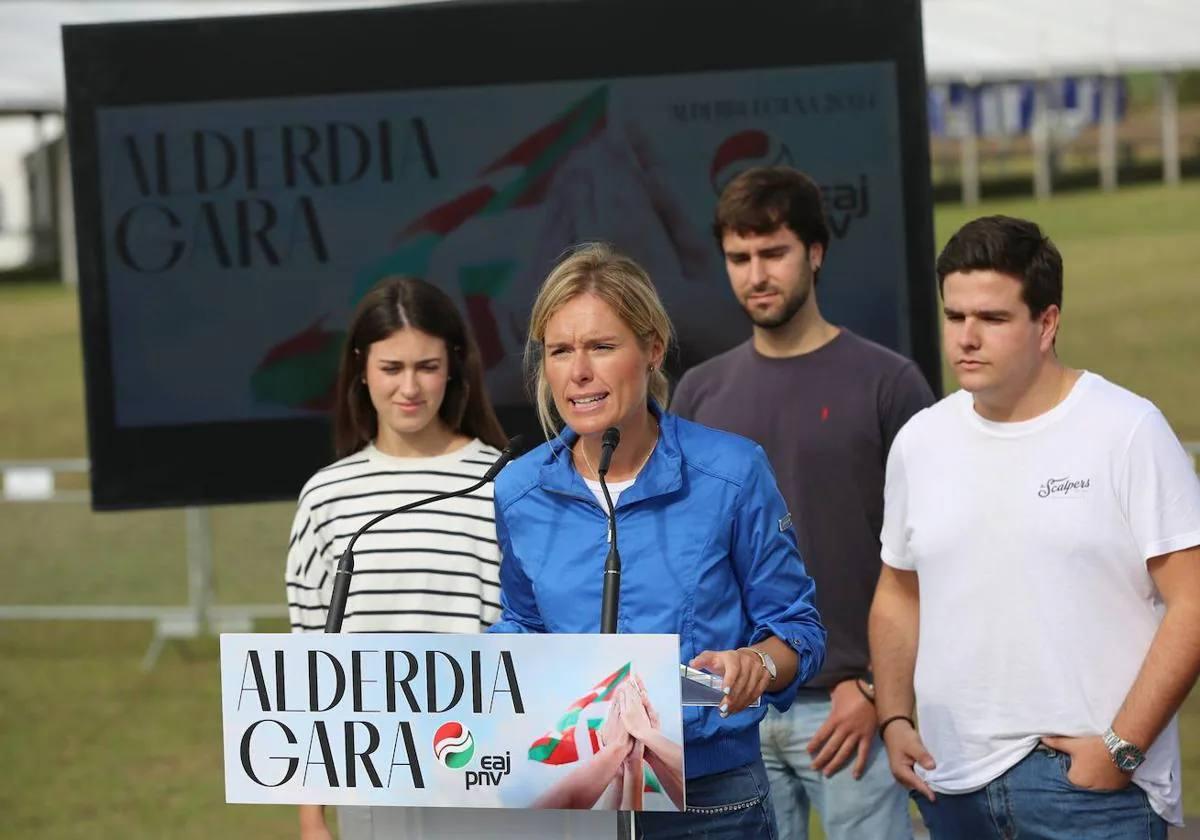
left=583, top=476, right=636, bottom=510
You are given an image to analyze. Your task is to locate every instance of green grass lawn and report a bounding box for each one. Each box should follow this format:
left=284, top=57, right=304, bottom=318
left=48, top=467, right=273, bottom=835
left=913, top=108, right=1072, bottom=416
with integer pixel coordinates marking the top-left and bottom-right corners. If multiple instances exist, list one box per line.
left=1, top=182, right=1198, bottom=838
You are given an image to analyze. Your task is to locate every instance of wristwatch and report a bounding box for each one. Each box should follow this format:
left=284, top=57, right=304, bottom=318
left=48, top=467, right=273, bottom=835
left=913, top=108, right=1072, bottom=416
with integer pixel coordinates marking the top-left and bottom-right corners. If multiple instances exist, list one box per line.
left=1103, top=727, right=1146, bottom=773
left=743, top=647, right=777, bottom=682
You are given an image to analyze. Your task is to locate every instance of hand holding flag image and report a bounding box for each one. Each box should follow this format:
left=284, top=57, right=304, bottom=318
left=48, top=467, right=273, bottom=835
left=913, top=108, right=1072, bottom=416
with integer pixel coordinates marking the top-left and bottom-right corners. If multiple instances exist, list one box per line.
left=528, top=661, right=629, bottom=767
left=527, top=666, right=684, bottom=812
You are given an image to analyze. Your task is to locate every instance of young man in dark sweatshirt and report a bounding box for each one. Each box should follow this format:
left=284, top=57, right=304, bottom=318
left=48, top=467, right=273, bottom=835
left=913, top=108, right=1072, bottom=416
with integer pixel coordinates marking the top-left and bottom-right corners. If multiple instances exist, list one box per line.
left=672, top=166, right=934, bottom=840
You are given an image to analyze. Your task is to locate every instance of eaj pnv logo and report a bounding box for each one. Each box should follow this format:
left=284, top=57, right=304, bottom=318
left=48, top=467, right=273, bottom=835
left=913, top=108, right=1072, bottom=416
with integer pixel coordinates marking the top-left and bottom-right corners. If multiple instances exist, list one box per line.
left=433, top=722, right=475, bottom=769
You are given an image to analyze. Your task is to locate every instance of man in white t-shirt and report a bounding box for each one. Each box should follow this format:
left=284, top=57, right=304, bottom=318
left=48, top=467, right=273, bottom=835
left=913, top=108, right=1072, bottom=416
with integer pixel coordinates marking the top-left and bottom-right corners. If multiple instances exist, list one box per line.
left=868, top=215, right=1200, bottom=838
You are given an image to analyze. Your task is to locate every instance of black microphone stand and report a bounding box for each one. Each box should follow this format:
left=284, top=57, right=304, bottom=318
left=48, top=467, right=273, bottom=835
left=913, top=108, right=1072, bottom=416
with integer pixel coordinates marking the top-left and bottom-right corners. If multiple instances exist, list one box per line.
left=324, top=436, right=523, bottom=634
left=594, top=428, right=634, bottom=840
left=597, top=427, right=622, bottom=636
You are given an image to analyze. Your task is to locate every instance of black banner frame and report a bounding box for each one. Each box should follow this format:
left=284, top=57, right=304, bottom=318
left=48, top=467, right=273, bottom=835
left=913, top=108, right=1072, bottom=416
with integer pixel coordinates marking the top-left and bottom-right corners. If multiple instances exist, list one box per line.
left=64, top=0, right=938, bottom=510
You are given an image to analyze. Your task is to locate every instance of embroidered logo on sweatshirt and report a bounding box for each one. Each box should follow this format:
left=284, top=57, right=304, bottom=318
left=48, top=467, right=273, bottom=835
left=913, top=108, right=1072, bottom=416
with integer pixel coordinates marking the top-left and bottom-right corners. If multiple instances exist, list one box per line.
left=779, top=513, right=793, bottom=532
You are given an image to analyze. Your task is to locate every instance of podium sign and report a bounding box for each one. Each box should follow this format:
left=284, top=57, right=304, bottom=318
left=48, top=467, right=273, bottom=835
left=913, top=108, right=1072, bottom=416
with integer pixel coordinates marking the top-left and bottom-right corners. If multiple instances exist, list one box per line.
left=221, top=633, right=684, bottom=810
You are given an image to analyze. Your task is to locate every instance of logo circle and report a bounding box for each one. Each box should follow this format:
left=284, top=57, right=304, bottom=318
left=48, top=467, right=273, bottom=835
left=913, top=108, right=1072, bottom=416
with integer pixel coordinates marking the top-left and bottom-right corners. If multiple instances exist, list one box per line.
left=709, top=129, right=793, bottom=194
left=433, top=721, right=475, bottom=769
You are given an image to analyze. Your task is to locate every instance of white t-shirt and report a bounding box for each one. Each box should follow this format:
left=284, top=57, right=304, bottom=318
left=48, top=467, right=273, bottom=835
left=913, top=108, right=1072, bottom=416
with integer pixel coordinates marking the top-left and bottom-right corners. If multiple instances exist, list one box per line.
left=881, top=372, right=1200, bottom=825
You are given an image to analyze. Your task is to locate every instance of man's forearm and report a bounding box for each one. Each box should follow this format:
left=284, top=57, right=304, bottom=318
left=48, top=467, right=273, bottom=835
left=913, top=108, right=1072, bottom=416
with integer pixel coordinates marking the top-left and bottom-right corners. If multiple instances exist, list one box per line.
left=532, top=743, right=627, bottom=809
left=640, top=730, right=685, bottom=809
left=622, top=750, right=645, bottom=811
left=1112, top=601, right=1200, bottom=749
left=1112, top=548, right=1200, bottom=752
left=641, top=729, right=683, bottom=772
left=868, top=566, right=920, bottom=721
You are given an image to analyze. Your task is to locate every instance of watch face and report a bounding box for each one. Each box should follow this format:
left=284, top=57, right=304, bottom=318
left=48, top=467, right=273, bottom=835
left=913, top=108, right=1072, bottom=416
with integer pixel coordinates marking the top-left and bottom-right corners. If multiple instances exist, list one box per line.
left=762, top=653, right=777, bottom=679
left=1114, top=745, right=1143, bottom=772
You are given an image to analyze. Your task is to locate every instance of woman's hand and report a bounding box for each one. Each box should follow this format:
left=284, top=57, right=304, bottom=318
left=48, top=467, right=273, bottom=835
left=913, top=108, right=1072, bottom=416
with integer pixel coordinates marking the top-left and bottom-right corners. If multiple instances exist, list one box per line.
left=633, top=674, right=661, bottom=730
left=689, top=648, right=771, bottom=716
left=623, top=674, right=686, bottom=811
left=600, top=695, right=633, bottom=759
left=619, top=682, right=655, bottom=741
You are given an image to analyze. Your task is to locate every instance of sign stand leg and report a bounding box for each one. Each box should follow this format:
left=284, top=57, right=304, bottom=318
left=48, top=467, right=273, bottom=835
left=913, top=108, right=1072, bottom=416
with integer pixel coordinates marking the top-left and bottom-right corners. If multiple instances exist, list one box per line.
left=141, top=507, right=215, bottom=670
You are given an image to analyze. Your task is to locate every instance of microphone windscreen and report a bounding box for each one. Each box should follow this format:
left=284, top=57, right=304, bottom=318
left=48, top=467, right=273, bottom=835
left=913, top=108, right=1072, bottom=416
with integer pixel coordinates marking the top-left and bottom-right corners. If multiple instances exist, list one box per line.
left=598, top=427, right=621, bottom=475
left=482, top=434, right=528, bottom=482
left=602, top=427, right=621, bottom=450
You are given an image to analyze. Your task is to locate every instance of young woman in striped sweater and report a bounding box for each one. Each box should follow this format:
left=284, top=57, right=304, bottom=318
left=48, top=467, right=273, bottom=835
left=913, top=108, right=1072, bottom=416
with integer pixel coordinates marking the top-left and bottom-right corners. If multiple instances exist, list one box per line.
left=286, top=276, right=507, bottom=840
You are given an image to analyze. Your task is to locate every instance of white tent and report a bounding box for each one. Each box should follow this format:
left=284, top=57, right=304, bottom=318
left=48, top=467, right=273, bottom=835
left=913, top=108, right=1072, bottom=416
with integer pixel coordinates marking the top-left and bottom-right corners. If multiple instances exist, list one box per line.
left=0, top=0, right=1197, bottom=266
left=0, top=0, right=430, bottom=115
left=923, top=0, right=1200, bottom=201
left=923, top=0, right=1200, bottom=83
left=1, top=0, right=1197, bottom=113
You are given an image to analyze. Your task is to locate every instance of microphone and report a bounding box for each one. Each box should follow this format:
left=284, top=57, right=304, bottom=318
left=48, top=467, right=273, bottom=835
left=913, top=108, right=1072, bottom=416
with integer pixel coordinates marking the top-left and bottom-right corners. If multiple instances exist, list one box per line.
left=324, top=435, right=525, bottom=633
left=482, top=435, right=527, bottom=482
left=598, top=427, right=620, bottom=476
left=597, top=426, right=622, bottom=634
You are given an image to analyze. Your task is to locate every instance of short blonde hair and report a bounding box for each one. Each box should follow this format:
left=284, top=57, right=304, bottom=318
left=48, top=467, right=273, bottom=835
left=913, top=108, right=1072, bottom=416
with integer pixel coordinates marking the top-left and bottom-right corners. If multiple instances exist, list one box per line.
left=525, top=243, right=674, bottom=439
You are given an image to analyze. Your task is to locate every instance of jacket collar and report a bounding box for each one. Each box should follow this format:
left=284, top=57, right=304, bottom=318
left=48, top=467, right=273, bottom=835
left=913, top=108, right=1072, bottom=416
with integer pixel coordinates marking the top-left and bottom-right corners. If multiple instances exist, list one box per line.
left=537, top=400, right=684, bottom=507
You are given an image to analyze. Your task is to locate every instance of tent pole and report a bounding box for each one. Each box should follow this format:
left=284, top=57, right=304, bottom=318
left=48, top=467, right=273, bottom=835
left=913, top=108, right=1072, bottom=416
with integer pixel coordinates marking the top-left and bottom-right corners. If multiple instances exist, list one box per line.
left=1032, top=79, right=1053, bottom=200
left=1099, top=74, right=1119, bottom=191
left=1160, top=72, right=1181, bottom=186
left=961, top=84, right=981, bottom=206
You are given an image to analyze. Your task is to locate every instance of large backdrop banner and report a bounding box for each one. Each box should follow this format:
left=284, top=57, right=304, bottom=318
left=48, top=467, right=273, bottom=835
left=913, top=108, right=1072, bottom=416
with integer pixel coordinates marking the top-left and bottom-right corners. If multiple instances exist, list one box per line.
left=221, top=632, right=684, bottom=810
left=100, top=63, right=904, bottom=429
left=65, top=0, right=935, bottom=508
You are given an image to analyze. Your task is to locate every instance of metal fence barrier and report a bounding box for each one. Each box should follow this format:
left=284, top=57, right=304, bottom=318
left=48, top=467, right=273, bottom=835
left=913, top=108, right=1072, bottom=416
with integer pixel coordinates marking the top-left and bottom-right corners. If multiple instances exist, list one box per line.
left=0, top=458, right=285, bottom=669
left=4, top=447, right=1200, bottom=668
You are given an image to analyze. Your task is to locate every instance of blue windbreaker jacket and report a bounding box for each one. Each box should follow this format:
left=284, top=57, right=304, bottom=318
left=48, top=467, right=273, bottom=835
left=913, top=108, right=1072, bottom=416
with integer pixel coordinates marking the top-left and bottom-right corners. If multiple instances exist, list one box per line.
left=488, top=403, right=826, bottom=779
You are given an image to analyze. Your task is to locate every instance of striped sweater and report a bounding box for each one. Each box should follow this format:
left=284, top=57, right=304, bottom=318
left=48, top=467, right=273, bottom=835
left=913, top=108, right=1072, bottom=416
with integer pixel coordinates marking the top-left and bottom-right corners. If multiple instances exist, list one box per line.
left=286, top=438, right=502, bottom=634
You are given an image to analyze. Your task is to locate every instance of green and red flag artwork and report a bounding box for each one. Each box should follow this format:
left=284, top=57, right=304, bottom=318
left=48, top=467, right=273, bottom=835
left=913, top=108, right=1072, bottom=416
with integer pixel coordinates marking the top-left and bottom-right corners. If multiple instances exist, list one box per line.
left=527, top=661, right=630, bottom=766
left=251, top=86, right=608, bottom=410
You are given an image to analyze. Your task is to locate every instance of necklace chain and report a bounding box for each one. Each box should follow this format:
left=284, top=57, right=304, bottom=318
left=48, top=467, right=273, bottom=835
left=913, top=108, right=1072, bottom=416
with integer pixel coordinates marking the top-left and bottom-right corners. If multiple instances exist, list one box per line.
left=577, top=425, right=658, bottom=481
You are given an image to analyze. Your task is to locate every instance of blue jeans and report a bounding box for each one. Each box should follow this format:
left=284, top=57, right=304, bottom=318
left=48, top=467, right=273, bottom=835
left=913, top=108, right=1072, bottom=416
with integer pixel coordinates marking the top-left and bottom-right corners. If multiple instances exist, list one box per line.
left=636, top=758, right=777, bottom=839
left=913, top=746, right=1168, bottom=840
left=760, top=693, right=913, bottom=840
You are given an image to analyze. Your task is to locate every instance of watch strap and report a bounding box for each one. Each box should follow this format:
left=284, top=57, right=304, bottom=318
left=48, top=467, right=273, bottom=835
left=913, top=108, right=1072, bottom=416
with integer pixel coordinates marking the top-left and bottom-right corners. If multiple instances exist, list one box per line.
left=741, top=646, right=774, bottom=678
left=1103, top=727, right=1146, bottom=772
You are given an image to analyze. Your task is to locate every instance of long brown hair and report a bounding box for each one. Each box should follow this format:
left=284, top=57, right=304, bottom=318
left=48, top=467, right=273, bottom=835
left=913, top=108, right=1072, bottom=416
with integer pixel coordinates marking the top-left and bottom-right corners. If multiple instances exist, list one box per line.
left=332, top=277, right=507, bottom=457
